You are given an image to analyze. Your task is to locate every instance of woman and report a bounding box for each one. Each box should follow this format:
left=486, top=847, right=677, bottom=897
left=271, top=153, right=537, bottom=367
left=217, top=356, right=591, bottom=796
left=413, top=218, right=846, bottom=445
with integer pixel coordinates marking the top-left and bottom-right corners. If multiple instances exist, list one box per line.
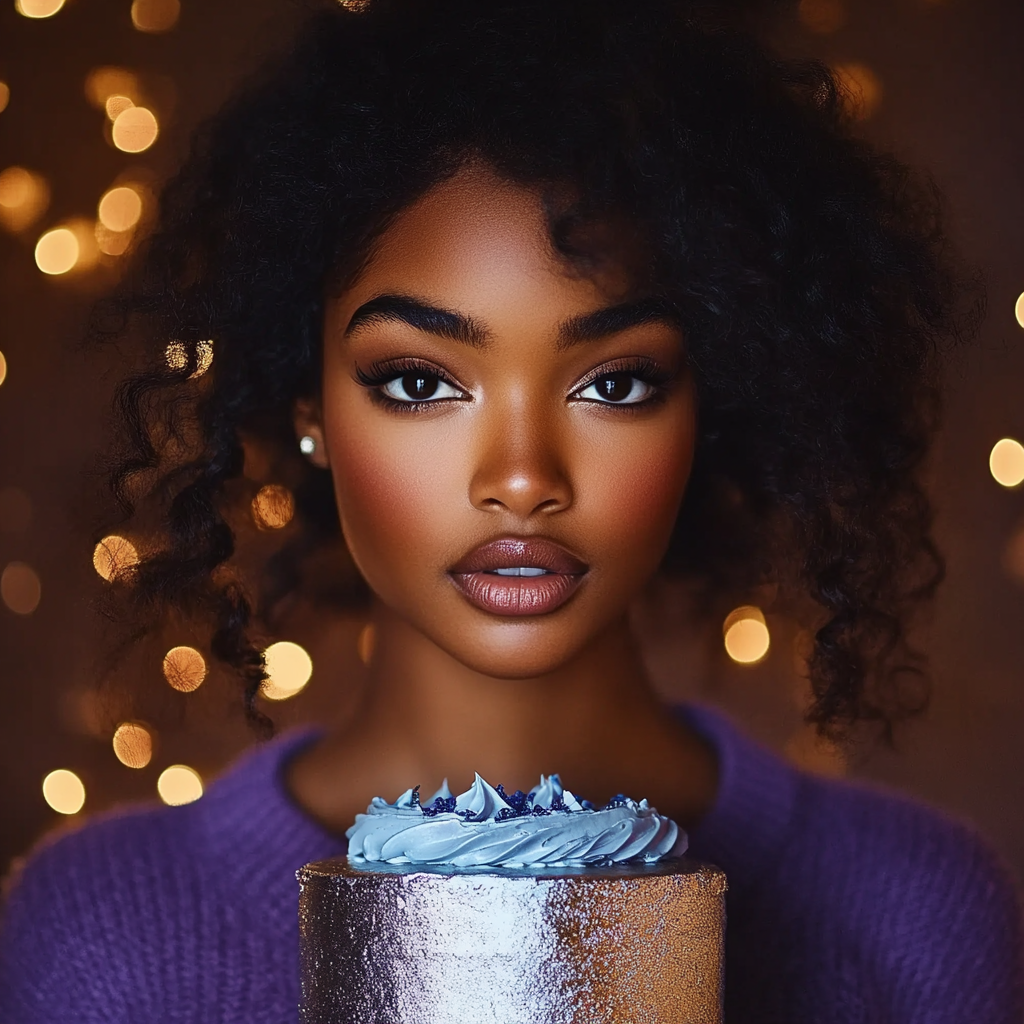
left=1, top=1, right=1020, bottom=1020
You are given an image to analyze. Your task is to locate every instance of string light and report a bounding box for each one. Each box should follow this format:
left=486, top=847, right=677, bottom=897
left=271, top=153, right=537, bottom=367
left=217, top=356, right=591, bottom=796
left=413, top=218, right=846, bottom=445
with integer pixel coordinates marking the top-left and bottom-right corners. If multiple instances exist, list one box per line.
left=990, top=438, right=1024, bottom=489
left=357, top=623, right=375, bottom=665
left=0, top=82, right=9, bottom=115
left=16, top=0, right=66, bottom=18
left=95, top=221, right=133, bottom=256
left=131, top=0, right=181, bottom=32
left=42, top=769, right=85, bottom=814
left=111, top=106, right=159, bottom=153
left=112, top=722, right=153, bottom=769
left=98, top=185, right=143, bottom=232
left=832, top=63, right=882, bottom=121
left=261, top=640, right=313, bottom=700
left=157, top=765, right=203, bottom=806
left=723, top=605, right=770, bottom=665
left=1, top=561, right=41, bottom=615
left=252, top=484, right=295, bottom=529
left=1015, top=292, right=1024, bottom=330
left=93, top=535, right=140, bottom=581
left=34, top=227, right=79, bottom=275
left=798, top=0, right=846, bottom=34
left=165, top=339, right=214, bottom=378
left=0, top=167, right=51, bottom=233
left=85, top=67, right=141, bottom=111
left=162, top=646, right=207, bottom=692
left=105, top=95, right=135, bottom=121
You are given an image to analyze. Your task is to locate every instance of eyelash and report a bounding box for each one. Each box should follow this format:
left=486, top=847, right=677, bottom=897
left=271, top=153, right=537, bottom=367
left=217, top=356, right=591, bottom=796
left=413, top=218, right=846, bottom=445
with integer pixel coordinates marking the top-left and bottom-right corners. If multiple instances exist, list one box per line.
left=355, top=358, right=467, bottom=413
left=353, top=356, right=673, bottom=413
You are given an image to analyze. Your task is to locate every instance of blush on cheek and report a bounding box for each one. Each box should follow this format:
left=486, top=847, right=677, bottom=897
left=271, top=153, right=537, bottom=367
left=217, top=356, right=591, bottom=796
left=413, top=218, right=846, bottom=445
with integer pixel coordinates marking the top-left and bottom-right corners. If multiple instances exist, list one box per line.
left=588, top=432, right=693, bottom=560
left=327, top=422, right=466, bottom=590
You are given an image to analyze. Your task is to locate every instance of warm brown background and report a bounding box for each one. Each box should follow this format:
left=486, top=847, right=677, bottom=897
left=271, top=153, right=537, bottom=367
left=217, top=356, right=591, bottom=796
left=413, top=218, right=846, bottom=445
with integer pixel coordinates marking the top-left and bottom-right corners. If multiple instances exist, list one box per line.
left=1, top=0, right=1022, bottom=885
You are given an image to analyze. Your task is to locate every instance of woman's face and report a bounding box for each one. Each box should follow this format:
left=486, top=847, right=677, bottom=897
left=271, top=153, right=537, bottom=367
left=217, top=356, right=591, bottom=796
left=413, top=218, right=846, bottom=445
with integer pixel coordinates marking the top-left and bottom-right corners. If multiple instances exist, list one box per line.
left=308, top=163, right=696, bottom=679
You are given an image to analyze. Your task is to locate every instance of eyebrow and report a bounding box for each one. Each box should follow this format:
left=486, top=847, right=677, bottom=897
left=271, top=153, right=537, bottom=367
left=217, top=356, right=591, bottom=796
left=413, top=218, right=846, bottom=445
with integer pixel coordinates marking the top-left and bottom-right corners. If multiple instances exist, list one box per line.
left=556, top=298, right=679, bottom=350
left=344, top=293, right=677, bottom=350
left=345, top=294, right=489, bottom=348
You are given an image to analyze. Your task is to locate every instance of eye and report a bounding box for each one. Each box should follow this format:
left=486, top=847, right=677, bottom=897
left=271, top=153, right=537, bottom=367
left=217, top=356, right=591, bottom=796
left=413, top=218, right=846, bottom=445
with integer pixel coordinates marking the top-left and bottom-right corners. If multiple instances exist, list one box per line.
left=573, top=372, right=656, bottom=405
left=381, top=371, right=464, bottom=403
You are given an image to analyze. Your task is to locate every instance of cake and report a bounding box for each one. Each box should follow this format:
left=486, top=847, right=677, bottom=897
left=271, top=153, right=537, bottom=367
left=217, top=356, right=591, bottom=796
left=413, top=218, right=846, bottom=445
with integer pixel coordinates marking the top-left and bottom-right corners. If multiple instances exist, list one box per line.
left=298, top=774, right=727, bottom=1023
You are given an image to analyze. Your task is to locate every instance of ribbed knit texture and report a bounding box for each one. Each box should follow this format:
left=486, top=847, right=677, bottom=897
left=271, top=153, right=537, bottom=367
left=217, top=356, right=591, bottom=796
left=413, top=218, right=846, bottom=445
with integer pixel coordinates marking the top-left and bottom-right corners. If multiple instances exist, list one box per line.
left=1, top=706, right=1021, bottom=1023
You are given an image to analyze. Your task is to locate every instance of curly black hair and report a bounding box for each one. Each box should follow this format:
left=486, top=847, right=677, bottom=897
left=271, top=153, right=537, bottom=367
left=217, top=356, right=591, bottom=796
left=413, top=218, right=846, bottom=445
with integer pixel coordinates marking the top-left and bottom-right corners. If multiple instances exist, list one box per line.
left=93, top=0, right=971, bottom=739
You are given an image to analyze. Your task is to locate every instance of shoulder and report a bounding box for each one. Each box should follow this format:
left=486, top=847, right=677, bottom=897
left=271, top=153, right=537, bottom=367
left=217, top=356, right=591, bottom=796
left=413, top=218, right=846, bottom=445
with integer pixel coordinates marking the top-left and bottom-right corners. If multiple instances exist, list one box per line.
left=790, top=771, right=1024, bottom=1019
left=0, top=800, right=206, bottom=1022
left=685, top=705, right=1024, bottom=1021
left=794, top=769, right=1018, bottom=908
left=0, top=729, right=326, bottom=1023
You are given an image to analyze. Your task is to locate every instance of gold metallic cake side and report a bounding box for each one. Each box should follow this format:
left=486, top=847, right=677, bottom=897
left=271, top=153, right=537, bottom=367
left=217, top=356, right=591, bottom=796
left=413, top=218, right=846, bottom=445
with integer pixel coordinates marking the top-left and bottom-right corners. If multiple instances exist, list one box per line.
left=298, top=858, right=726, bottom=1024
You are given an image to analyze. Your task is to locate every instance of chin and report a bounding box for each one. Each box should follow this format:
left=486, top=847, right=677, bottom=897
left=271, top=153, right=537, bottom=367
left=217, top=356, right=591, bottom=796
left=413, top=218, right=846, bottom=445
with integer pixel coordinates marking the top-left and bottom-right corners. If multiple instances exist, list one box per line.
left=433, top=620, right=596, bottom=681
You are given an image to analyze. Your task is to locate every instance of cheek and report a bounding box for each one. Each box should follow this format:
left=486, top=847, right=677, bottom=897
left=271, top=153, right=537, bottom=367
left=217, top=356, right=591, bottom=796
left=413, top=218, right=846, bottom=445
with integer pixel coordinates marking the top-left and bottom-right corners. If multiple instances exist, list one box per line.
left=577, top=412, right=693, bottom=563
left=325, top=412, right=467, bottom=579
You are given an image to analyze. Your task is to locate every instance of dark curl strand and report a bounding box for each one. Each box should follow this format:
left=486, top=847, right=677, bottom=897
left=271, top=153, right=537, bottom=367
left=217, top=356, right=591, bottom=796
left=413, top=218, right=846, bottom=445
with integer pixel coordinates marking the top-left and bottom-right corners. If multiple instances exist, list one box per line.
left=94, top=0, right=972, bottom=739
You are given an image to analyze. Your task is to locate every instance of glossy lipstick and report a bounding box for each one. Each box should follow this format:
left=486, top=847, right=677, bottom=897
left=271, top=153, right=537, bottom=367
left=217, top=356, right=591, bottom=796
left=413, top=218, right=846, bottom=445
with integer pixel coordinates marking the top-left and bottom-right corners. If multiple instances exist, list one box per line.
left=449, top=537, right=588, bottom=617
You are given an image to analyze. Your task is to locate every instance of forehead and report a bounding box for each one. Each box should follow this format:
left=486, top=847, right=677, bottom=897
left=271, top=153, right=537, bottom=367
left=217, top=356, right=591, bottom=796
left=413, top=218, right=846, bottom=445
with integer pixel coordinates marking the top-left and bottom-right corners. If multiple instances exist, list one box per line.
left=334, top=163, right=638, bottom=325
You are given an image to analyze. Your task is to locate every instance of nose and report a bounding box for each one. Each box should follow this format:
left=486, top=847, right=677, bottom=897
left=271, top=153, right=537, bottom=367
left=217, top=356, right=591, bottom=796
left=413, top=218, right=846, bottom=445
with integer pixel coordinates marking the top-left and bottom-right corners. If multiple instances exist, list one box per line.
left=468, top=408, right=573, bottom=518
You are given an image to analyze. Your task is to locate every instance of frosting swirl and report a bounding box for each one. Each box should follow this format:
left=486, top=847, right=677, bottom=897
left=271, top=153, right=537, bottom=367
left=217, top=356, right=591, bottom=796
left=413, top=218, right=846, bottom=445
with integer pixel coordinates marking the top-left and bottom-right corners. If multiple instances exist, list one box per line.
left=346, top=773, right=687, bottom=868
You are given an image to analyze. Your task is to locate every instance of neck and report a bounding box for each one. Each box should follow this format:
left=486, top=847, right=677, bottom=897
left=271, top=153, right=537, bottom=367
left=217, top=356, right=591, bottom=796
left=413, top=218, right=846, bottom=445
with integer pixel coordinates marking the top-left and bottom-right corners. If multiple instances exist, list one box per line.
left=288, top=600, right=718, bottom=832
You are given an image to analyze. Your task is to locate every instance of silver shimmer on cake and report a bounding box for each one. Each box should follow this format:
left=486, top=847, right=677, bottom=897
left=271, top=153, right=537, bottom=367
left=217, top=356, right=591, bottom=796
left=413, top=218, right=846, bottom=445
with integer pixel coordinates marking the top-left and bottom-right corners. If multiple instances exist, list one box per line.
left=298, top=774, right=725, bottom=1023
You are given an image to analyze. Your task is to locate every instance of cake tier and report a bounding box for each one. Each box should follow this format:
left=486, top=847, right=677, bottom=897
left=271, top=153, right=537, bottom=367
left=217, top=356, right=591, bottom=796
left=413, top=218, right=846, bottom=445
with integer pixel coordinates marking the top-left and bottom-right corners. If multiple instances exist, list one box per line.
left=298, top=856, right=726, bottom=1024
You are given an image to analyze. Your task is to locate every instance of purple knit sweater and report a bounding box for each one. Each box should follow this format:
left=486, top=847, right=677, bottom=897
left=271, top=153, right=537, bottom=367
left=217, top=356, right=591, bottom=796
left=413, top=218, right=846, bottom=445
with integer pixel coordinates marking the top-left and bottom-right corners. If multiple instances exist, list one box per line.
left=2, top=706, right=1021, bottom=1023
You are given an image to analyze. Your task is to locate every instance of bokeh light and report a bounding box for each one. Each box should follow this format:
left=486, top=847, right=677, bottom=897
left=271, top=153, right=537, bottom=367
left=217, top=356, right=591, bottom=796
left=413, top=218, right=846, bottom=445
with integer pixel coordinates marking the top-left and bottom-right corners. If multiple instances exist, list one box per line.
left=357, top=622, right=375, bottom=666
left=34, top=227, right=79, bottom=275
left=990, top=438, right=1024, bottom=489
left=798, top=0, right=846, bottom=34
left=112, top=722, right=153, bottom=769
left=95, top=221, right=133, bottom=256
left=723, top=605, right=770, bottom=665
left=85, top=67, right=141, bottom=111
left=157, top=765, right=203, bottom=806
left=111, top=106, right=159, bottom=153
left=1003, top=526, right=1024, bottom=585
left=105, top=95, right=135, bottom=121
left=0, top=487, right=32, bottom=533
left=252, top=484, right=295, bottom=530
left=261, top=640, right=313, bottom=700
left=98, top=185, right=143, bottom=232
left=131, top=0, right=180, bottom=32
left=832, top=63, right=882, bottom=121
left=0, top=82, right=9, bottom=115
left=165, top=338, right=214, bottom=378
left=1, top=561, right=41, bottom=615
left=42, top=769, right=85, bottom=815
left=16, top=0, right=65, bottom=18
left=162, top=646, right=207, bottom=692
left=0, top=167, right=50, bottom=233
left=0, top=351, right=6, bottom=387
left=93, top=534, right=140, bottom=582
left=1015, top=292, right=1024, bottom=330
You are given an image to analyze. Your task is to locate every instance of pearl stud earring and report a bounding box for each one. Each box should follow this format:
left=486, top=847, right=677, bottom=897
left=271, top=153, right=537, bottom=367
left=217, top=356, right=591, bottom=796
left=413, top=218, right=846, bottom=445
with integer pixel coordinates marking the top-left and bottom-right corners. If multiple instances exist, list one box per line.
left=299, top=435, right=317, bottom=455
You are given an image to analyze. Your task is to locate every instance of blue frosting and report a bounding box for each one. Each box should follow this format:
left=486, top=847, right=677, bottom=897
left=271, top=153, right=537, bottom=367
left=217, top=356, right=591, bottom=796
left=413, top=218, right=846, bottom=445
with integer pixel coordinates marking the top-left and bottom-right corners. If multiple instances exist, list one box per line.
left=346, top=773, right=687, bottom=868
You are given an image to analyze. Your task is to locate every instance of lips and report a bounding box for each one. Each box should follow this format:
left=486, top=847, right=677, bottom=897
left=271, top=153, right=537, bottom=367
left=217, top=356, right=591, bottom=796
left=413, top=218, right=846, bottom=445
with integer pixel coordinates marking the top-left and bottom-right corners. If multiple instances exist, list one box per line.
left=449, top=537, right=588, bottom=617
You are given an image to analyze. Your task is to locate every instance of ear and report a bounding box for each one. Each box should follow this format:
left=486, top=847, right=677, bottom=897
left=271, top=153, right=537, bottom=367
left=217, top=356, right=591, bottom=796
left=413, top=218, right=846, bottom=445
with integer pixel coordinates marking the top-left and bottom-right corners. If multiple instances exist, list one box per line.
left=293, top=398, right=330, bottom=470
